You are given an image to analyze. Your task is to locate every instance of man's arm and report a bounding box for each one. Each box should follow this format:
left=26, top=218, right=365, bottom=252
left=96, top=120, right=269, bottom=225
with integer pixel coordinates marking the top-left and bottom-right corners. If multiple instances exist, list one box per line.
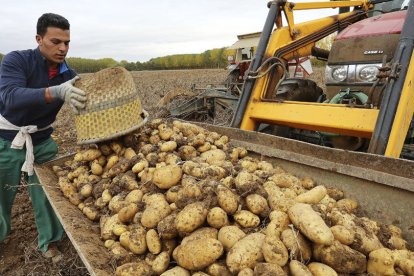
left=0, top=52, right=48, bottom=111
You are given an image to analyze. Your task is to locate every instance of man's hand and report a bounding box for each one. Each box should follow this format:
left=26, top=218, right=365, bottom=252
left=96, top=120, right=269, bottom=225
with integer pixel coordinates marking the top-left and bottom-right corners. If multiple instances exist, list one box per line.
left=49, top=76, right=87, bottom=114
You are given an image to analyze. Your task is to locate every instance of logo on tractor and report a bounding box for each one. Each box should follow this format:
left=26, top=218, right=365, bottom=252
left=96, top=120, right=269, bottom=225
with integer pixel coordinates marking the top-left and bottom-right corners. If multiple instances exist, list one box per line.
left=363, top=50, right=384, bottom=55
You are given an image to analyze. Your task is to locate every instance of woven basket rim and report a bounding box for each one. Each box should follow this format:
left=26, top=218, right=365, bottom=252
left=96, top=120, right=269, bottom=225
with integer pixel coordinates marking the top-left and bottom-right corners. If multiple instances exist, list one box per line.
left=76, top=109, right=149, bottom=145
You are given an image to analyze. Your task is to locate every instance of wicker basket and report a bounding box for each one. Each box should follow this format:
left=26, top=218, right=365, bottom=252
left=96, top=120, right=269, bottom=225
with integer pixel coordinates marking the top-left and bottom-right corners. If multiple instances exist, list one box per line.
left=74, top=66, right=148, bottom=145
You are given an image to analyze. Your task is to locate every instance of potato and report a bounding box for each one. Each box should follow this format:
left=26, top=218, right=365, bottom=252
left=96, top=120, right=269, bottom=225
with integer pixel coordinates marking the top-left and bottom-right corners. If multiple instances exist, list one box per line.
left=289, top=260, right=312, bottom=276
left=216, top=185, right=239, bottom=215
left=106, top=155, right=119, bottom=170
left=113, top=224, right=128, bottom=236
left=175, top=202, right=207, bottom=233
left=200, top=149, right=226, bottom=165
left=158, top=124, right=174, bottom=140
left=262, top=236, right=288, bottom=266
left=214, top=135, right=228, bottom=149
left=131, top=159, right=149, bottom=174
left=197, top=142, right=211, bottom=153
left=108, top=158, right=131, bottom=178
left=175, top=184, right=201, bottom=208
left=125, top=189, right=143, bottom=204
left=68, top=192, right=81, bottom=206
left=165, top=186, right=180, bottom=203
left=162, top=239, right=177, bottom=257
left=192, top=271, right=209, bottom=275
left=239, top=159, right=257, bottom=173
left=109, top=195, right=129, bottom=213
left=123, top=147, right=137, bottom=160
left=165, top=153, right=181, bottom=165
left=307, top=262, right=338, bottom=276
left=99, top=144, right=112, bottom=156
left=160, top=141, right=177, bottom=152
left=81, top=148, right=102, bottom=162
left=288, top=203, right=334, bottom=245
left=295, top=185, right=327, bottom=204
left=331, top=225, right=354, bottom=245
left=178, top=145, right=197, bottom=160
left=182, top=161, right=204, bottom=178
left=300, top=176, right=316, bottom=189
left=110, top=141, right=123, bottom=155
left=256, top=160, right=272, bottom=171
left=173, top=237, right=223, bottom=270
left=269, top=173, right=299, bottom=188
left=139, top=167, right=155, bottom=183
left=246, top=194, right=269, bottom=216
left=207, top=262, right=232, bottom=276
left=264, top=218, right=287, bottom=240
left=253, top=263, right=286, bottom=276
left=336, top=198, right=358, bottom=213
left=226, top=233, right=266, bottom=273
left=153, top=165, right=182, bottom=189
left=181, top=227, right=218, bottom=245
left=121, top=172, right=139, bottom=191
left=367, top=248, right=396, bottom=275
left=91, top=160, right=103, bottom=175
left=100, top=214, right=120, bottom=240
left=237, top=267, right=254, bottom=276
left=230, top=147, right=248, bottom=162
left=233, top=210, right=260, bottom=228
left=146, top=229, right=162, bottom=254
left=115, top=261, right=152, bottom=276
left=396, top=258, right=414, bottom=276
left=104, top=239, right=116, bottom=249
left=157, top=213, right=178, bottom=239
left=352, top=225, right=383, bottom=255
left=102, top=189, right=112, bottom=203
left=128, top=225, right=147, bottom=255
left=160, top=266, right=190, bottom=276
left=110, top=242, right=130, bottom=263
left=207, top=207, right=229, bottom=229
left=79, top=183, right=93, bottom=198
left=118, top=203, right=139, bottom=223
left=119, top=231, right=130, bottom=248
left=203, top=165, right=227, bottom=180
left=314, top=240, right=366, bottom=273
left=83, top=206, right=99, bottom=221
left=234, top=170, right=260, bottom=194
left=152, top=251, right=170, bottom=274
left=141, top=194, right=171, bottom=229
left=280, top=228, right=312, bottom=262
left=218, top=225, right=246, bottom=251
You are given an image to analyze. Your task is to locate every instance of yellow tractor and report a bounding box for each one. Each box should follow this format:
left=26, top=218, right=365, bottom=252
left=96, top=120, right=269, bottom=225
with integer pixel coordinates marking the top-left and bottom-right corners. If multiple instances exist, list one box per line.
left=231, top=0, right=414, bottom=159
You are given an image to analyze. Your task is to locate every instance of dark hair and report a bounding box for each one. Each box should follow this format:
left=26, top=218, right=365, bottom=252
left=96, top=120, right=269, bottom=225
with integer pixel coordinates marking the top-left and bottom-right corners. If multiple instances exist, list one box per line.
left=36, top=13, right=70, bottom=36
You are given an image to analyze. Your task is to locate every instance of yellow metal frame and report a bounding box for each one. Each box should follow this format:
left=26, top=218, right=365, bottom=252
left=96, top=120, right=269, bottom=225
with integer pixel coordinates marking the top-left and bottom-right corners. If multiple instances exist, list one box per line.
left=240, top=0, right=413, bottom=157
left=385, top=52, right=414, bottom=157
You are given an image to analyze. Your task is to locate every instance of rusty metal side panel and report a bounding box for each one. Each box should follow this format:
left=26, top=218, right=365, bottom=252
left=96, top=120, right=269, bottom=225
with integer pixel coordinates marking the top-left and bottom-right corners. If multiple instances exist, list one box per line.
left=35, top=157, right=113, bottom=276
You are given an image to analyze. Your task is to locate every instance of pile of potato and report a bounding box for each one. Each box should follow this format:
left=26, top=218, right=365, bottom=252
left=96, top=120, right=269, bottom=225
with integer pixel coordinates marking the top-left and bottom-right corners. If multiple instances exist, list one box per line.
left=53, top=119, right=414, bottom=276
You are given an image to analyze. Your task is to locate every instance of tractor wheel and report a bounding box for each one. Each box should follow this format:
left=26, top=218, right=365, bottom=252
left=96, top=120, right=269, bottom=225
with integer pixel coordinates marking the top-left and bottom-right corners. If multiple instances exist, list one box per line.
left=273, top=78, right=323, bottom=102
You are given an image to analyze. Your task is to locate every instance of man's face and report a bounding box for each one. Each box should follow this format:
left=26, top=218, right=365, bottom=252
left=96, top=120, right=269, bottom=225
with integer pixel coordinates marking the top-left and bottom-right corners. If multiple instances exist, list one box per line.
left=36, top=27, right=70, bottom=65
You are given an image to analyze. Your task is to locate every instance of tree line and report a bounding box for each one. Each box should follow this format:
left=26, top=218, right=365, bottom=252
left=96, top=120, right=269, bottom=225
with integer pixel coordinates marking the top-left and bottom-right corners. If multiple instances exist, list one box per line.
left=0, top=48, right=232, bottom=73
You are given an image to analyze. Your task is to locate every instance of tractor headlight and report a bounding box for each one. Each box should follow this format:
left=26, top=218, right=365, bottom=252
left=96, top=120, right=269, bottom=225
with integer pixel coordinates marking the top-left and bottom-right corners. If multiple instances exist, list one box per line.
left=357, top=65, right=380, bottom=82
left=326, top=65, right=348, bottom=83
left=332, top=66, right=348, bottom=82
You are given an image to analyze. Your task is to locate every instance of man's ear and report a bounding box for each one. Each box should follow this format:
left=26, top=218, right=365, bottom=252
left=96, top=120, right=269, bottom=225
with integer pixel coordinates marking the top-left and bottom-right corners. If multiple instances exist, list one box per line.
left=36, top=34, right=42, bottom=46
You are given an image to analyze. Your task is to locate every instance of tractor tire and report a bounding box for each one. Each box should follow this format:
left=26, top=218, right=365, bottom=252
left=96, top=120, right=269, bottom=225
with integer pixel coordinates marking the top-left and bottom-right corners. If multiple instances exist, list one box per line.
left=273, top=78, right=323, bottom=102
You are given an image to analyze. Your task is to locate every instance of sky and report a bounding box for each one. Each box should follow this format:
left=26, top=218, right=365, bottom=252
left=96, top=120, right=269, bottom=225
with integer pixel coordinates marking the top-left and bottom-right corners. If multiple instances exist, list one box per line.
left=0, top=0, right=338, bottom=62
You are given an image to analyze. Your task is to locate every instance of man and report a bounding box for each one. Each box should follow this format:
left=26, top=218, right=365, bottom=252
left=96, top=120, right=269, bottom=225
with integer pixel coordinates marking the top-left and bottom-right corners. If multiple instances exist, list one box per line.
left=0, top=13, right=86, bottom=257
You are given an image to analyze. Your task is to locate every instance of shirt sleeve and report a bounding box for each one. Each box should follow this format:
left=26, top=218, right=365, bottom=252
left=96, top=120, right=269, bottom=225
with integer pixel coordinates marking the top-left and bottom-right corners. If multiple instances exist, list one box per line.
left=0, top=52, right=46, bottom=111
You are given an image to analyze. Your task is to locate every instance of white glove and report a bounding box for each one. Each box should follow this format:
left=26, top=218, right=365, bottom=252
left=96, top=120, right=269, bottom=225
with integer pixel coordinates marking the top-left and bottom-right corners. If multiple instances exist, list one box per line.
left=49, top=76, right=87, bottom=114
